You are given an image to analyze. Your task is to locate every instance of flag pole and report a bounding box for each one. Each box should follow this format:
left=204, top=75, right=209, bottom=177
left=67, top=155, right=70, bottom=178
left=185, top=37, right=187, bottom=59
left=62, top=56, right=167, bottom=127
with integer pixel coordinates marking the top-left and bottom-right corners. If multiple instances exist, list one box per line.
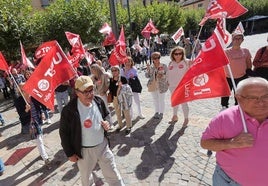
left=190, top=25, right=203, bottom=60
left=226, top=64, right=248, bottom=133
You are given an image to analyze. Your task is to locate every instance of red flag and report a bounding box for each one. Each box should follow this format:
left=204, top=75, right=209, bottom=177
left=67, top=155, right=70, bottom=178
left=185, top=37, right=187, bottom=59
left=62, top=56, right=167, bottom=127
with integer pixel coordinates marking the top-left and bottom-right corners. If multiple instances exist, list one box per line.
left=132, top=35, right=142, bottom=52
left=99, top=22, right=112, bottom=34
left=141, top=19, right=159, bottom=39
left=65, top=32, right=85, bottom=55
left=214, top=18, right=232, bottom=48
left=199, top=0, right=248, bottom=26
left=20, top=41, right=35, bottom=69
left=99, top=23, right=116, bottom=46
left=109, top=26, right=128, bottom=66
left=34, top=40, right=57, bottom=61
left=171, top=67, right=230, bottom=106
left=172, top=27, right=184, bottom=44
left=102, top=32, right=117, bottom=46
left=178, top=32, right=229, bottom=88
left=0, top=52, right=9, bottom=71
left=23, top=42, right=76, bottom=111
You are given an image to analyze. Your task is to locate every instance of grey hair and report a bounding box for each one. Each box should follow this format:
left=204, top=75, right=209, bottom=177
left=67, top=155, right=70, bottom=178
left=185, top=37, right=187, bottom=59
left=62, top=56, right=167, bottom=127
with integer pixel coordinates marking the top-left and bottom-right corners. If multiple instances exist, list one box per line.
left=236, top=77, right=268, bottom=95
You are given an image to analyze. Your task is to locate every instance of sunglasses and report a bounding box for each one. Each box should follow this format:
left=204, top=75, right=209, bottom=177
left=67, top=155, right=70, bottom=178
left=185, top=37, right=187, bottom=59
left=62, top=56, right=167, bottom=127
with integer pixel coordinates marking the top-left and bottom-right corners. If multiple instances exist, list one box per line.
left=77, top=89, right=94, bottom=96
left=174, top=52, right=183, bottom=56
left=153, top=56, right=160, bottom=60
left=111, top=69, right=118, bottom=72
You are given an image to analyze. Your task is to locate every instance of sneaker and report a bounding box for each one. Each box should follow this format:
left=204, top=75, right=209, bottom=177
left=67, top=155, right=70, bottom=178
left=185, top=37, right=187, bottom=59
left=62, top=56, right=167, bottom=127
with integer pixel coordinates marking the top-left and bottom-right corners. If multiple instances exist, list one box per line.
left=158, top=113, right=163, bottom=119
left=125, top=128, right=131, bottom=135
left=46, top=119, right=52, bottom=124
left=44, top=159, right=52, bottom=169
left=153, top=113, right=159, bottom=119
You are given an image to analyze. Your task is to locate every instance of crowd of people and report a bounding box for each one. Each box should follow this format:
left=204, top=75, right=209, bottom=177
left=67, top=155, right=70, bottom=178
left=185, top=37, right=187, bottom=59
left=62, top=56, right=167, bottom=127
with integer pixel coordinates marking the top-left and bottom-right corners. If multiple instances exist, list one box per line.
left=0, top=32, right=268, bottom=186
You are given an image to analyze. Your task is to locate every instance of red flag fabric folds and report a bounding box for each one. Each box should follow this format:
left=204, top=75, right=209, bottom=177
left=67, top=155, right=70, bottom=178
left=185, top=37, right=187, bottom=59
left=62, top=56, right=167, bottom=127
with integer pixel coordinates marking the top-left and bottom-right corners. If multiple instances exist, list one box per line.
left=214, top=18, right=232, bottom=48
left=99, top=23, right=116, bottom=46
left=20, top=41, right=35, bottom=69
left=23, top=42, right=76, bottom=111
left=34, top=40, right=57, bottom=61
left=0, top=52, right=9, bottom=71
left=171, top=32, right=230, bottom=106
left=109, top=26, right=128, bottom=66
left=141, top=19, right=159, bottom=39
left=65, top=31, right=86, bottom=56
left=199, top=0, right=248, bottom=26
left=171, top=67, right=230, bottom=106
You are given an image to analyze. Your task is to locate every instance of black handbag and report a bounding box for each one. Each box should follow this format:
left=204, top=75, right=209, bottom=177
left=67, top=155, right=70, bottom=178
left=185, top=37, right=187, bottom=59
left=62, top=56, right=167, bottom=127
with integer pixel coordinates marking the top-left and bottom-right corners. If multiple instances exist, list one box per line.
left=128, top=76, right=142, bottom=93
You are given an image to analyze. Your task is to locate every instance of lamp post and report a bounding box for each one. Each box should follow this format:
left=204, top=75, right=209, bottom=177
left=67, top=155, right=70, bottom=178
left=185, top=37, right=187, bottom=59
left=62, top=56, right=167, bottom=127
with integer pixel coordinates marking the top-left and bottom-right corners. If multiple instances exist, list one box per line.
left=109, top=0, right=119, bottom=39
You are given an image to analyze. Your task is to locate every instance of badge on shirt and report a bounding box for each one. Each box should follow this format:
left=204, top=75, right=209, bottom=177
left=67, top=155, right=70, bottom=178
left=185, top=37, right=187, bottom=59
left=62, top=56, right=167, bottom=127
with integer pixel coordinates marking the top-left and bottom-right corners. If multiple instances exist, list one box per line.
left=178, top=64, right=184, bottom=69
left=84, top=119, right=92, bottom=128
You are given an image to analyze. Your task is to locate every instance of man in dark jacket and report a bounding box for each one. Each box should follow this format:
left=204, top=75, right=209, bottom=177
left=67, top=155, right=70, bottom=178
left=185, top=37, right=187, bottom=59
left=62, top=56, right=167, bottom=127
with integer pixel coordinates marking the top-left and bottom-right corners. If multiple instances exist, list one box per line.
left=59, top=76, right=124, bottom=186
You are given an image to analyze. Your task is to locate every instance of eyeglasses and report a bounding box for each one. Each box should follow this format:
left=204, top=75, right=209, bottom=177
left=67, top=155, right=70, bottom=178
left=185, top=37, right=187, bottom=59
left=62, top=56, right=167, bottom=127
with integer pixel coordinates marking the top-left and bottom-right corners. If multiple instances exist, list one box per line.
left=77, top=89, right=94, bottom=96
left=174, top=52, right=183, bottom=56
left=239, top=94, right=268, bottom=102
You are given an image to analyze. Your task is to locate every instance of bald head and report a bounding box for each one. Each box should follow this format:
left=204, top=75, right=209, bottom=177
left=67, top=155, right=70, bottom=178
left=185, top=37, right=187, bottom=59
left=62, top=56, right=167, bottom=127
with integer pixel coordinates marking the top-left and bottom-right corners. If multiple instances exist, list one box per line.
left=236, top=77, right=268, bottom=95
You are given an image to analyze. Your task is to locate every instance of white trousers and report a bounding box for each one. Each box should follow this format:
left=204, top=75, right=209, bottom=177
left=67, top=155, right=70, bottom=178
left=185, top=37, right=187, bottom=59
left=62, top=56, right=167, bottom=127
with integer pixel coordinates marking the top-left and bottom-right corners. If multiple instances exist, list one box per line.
left=131, top=92, right=142, bottom=118
left=169, top=87, right=189, bottom=119
left=36, top=135, right=48, bottom=161
left=151, top=90, right=166, bottom=114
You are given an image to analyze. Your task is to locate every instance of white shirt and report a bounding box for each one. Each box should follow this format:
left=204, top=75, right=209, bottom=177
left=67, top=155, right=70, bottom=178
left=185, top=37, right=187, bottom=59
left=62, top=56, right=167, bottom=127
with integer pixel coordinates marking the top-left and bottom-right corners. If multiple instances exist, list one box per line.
left=77, top=99, right=104, bottom=147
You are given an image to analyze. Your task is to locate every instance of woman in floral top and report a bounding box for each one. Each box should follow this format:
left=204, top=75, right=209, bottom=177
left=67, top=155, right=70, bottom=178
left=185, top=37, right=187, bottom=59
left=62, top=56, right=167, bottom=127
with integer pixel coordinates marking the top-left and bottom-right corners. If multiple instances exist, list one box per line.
left=145, top=52, right=168, bottom=119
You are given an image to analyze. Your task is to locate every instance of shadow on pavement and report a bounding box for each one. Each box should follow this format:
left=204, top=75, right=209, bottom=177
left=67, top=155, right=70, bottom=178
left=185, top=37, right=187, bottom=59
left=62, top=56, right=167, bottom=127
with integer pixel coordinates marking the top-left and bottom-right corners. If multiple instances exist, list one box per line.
left=135, top=124, right=187, bottom=183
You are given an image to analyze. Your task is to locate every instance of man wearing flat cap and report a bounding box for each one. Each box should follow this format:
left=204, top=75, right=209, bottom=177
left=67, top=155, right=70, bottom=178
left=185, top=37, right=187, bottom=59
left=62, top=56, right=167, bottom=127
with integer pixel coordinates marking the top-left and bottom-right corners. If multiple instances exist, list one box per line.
left=59, top=75, right=124, bottom=186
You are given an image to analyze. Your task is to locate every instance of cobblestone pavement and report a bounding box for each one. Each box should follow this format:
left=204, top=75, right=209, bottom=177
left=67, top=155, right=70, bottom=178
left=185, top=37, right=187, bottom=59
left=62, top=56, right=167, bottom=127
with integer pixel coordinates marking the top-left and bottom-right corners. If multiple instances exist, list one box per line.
left=0, top=32, right=267, bottom=186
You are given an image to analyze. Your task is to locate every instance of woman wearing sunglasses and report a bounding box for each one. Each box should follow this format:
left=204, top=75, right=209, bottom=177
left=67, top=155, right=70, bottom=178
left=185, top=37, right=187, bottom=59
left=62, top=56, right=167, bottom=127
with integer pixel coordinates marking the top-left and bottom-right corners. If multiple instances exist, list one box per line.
left=167, top=46, right=190, bottom=127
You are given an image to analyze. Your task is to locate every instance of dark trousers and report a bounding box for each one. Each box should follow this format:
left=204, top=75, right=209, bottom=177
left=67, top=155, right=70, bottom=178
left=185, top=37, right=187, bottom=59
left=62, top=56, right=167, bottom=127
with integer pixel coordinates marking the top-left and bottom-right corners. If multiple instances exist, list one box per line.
left=255, top=67, right=268, bottom=81
left=221, top=75, right=248, bottom=107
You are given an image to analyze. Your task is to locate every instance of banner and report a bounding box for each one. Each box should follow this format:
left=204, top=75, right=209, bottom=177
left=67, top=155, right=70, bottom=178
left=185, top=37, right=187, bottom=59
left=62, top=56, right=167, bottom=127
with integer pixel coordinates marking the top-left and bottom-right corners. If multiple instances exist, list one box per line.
left=141, top=19, right=159, bottom=39
left=109, top=26, right=128, bottom=66
left=0, top=52, right=9, bottom=71
left=214, top=18, right=232, bottom=48
left=34, top=40, right=57, bottom=61
left=99, top=23, right=116, bottom=46
left=199, top=0, right=248, bottom=26
left=171, top=67, right=230, bottom=106
left=20, top=41, right=35, bottom=69
left=23, top=42, right=76, bottom=110
left=172, top=27, right=184, bottom=44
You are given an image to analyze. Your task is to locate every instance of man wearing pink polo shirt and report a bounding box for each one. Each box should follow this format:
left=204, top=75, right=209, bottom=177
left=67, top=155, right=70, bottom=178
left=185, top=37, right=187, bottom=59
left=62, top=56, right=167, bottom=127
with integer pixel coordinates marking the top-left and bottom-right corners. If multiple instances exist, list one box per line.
left=221, top=32, right=252, bottom=110
left=201, top=77, right=268, bottom=186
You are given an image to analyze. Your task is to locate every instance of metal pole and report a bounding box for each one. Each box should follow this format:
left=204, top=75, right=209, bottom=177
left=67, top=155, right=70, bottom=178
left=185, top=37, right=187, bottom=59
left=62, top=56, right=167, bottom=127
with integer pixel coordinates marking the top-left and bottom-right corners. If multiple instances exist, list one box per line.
left=126, top=0, right=132, bottom=45
left=109, top=0, right=119, bottom=39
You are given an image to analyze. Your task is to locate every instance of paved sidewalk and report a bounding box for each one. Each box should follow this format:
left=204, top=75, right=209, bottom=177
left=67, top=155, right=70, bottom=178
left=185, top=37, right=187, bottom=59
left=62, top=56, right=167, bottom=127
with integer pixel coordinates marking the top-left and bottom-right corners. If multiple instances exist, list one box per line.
left=0, top=32, right=267, bottom=186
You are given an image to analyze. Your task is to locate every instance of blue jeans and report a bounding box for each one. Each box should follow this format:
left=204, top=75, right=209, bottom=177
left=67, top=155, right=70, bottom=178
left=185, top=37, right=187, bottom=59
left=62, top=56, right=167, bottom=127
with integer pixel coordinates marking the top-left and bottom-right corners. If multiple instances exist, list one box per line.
left=0, top=158, right=4, bottom=173
left=213, top=164, right=240, bottom=186
left=0, top=113, right=4, bottom=124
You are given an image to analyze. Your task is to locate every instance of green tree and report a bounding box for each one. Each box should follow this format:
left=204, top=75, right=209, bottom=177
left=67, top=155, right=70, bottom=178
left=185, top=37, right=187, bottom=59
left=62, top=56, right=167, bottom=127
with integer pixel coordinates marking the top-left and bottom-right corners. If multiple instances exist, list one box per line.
left=0, top=0, right=33, bottom=60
